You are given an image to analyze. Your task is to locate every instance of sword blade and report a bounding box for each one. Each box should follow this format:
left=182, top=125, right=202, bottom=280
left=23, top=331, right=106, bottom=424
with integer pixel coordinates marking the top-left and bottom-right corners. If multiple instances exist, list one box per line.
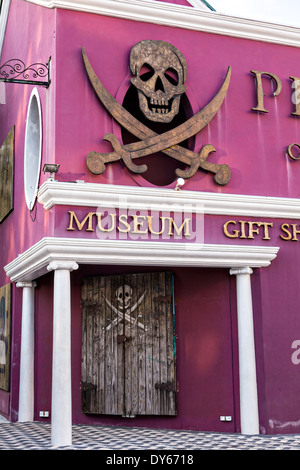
left=103, top=295, right=147, bottom=331
left=82, top=46, right=152, bottom=142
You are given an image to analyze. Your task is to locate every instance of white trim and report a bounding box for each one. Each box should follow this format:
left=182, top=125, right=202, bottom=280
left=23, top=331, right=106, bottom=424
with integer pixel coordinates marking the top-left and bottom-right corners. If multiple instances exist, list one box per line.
left=38, top=180, right=300, bottom=219
left=25, top=0, right=300, bottom=48
left=17, top=281, right=37, bottom=423
left=24, top=88, right=43, bottom=211
left=4, top=236, right=279, bottom=282
left=47, top=260, right=79, bottom=271
left=49, top=260, right=78, bottom=447
left=230, top=266, right=259, bottom=435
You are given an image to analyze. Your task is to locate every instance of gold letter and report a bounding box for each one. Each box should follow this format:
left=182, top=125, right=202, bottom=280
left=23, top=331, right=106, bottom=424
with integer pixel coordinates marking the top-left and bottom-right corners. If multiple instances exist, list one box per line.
left=167, top=217, right=191, bottom=237
left=96, top=213, right=116, bottom=232
left=287, top=143, right=300, bottom=161
left=148, top=216, right=166, bottom=235
left=117, top=214, right=130, bottom=233
left=239, top=220, right=247, bottom=238
left=259, top=222, right=273, bottom=240
left=292, top=224, right=300, bottom=241
left=67, top=211, right=95, bottom=231
left=248, top=221, right=261, bottom=239
left=280, top=223, right=292, bottom=241
left=290, top=76, right=300, bottom=116
left=251, top=70, right=282, bottom=113
left=223, top=220, right=239, bottom=238
left=131, top=215, right=148, bottom=234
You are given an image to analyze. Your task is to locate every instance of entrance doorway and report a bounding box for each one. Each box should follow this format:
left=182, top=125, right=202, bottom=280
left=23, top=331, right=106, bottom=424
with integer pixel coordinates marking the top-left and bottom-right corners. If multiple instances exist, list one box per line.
left=81, top=271, right=176, bottom=417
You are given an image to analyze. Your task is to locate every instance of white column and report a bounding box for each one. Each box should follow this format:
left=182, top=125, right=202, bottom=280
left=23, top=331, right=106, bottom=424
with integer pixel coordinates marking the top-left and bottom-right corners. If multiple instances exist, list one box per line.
left=230, top=267, right=259, bottom=435
left=16, top=281, right=37, bottom=422
left=47, top=261, right=78, bottom=447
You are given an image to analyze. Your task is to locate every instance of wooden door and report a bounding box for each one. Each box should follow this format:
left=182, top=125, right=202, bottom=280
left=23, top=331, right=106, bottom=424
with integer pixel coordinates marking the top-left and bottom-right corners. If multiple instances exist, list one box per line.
left=81, top=272, right=177, bottom=416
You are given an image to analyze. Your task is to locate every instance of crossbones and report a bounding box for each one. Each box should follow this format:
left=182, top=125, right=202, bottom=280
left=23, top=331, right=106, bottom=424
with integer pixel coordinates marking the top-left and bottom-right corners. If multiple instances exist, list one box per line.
left=103, top=289, right=147, bottom=332
left=82, top=43, right=231, bottom=184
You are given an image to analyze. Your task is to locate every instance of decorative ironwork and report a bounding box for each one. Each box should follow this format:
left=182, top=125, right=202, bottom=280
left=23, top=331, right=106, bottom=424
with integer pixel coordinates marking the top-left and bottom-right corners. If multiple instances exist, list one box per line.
left=0, top=57, right=51, bottom=87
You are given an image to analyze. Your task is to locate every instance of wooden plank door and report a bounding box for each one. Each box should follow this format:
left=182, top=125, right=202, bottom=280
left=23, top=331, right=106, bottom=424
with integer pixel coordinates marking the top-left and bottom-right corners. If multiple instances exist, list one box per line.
left=81, top=272, right=177, bottom=416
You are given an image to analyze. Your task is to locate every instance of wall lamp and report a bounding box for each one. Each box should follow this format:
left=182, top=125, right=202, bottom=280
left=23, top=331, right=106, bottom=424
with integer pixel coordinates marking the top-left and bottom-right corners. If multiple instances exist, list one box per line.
left=43, top=163, right=60, bottom=181
left=175, top=177, right=185, bottom=191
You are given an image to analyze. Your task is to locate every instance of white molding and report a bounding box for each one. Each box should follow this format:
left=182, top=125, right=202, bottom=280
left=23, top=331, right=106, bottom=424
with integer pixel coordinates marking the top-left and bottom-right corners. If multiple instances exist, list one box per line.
left=230, top=267, right=253, bottom=276
left=24, top=88, right=42, bottom=211
left=25, top=0, right=300, bottom=48
left=47, top=260, right=79, bottom=271
left=16, top=281, right=37, bottom=288
left=4, top=237, right=279, bottom=282
left=38, top=180, right=300, bottom=219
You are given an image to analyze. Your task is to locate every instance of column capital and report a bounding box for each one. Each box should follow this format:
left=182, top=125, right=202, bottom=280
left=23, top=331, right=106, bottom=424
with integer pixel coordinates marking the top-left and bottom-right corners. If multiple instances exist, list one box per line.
left=230, top=267, right=253, bottom=276
left=16, top=281, right=37, bottom=289
left=47, top=261, right=79, bottom=273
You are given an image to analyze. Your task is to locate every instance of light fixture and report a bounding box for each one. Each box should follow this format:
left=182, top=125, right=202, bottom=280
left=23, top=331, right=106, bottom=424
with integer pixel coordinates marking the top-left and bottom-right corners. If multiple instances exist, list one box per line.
left=175, top=177, right=185, bottom=191
left=43, top=163, right=60, bottom=181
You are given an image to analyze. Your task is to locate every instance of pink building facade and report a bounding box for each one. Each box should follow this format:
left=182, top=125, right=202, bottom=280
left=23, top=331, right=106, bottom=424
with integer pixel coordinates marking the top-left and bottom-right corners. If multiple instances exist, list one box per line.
left=0, top=0, right=300, bottom=446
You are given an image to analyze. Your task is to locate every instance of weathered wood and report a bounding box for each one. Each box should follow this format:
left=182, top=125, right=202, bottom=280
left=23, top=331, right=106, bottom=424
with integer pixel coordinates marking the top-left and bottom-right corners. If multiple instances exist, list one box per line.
left=81, top=272, right=176, bottom=416
left=0, top=127, right=14, bottom=223
left=0, top=283, right=11, bottom=391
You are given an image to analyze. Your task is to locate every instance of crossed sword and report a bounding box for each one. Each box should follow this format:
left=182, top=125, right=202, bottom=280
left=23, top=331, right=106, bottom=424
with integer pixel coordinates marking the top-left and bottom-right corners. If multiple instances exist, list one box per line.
left=103, top=291, right=147, bottom=332
left=82, top=47, right=231, bottom=184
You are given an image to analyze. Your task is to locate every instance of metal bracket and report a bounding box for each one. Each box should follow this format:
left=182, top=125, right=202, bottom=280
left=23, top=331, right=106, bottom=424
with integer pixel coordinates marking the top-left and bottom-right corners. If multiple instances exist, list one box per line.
left=0, top=57, right=51, bottom=87
left=155, top=381, right=176, bottom=392
left=81, top=382, right=97, bottom=391
left=117, top=334, right=132, bottom=344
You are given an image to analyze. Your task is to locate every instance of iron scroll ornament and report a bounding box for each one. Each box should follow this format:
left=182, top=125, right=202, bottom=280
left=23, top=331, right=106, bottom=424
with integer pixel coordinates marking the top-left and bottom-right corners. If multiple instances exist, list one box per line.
left=0, top=58, right=51, bottom=87
left=82, top=41, right=231, bottom=184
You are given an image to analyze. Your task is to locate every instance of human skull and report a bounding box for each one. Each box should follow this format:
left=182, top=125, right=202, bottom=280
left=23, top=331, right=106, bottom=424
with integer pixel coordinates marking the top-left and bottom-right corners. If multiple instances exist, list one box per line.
left=130, top=40, right=187, bottom=123
left=116, top=285, right=132, bottom=310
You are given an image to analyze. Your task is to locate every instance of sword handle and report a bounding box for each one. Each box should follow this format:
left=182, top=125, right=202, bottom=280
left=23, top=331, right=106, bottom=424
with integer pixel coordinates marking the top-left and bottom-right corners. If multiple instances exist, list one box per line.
left=86, top=151, right=114, bottom=174
left=175, top=145, right=215, bottom=179
left=175, top=144, right=230, bottom=185
left=201, top=161, right=231, bottom=185
left=86, top=134, right=148, bottom=175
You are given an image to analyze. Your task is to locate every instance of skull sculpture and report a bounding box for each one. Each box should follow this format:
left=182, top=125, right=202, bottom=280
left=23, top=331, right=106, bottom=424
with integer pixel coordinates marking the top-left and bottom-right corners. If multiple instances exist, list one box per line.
left=116, top=285, right=132, bottom=310
left=130, top=40, right=187, bottom=123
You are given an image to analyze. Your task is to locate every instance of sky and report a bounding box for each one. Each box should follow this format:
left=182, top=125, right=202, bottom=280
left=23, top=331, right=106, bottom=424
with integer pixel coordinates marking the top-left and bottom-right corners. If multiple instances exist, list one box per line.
left=209, top=0, right=300, bottom=28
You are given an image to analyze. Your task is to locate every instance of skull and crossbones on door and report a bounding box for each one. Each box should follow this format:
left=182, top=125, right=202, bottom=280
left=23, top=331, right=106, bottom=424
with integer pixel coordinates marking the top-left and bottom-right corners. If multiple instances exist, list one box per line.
left=103, top=285, right=147, bottom=332
left=116, top=284, right=132, bottom=310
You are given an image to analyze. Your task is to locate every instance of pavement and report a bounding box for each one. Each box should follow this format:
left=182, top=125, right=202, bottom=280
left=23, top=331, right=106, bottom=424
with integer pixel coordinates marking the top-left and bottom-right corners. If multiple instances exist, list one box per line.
left=0, top=418, right=300, bottom=450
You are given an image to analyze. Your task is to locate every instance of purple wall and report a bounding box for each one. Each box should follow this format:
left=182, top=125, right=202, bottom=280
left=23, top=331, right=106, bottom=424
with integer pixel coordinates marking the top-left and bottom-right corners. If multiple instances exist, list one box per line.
left=0, top=0, right=56, bottom=419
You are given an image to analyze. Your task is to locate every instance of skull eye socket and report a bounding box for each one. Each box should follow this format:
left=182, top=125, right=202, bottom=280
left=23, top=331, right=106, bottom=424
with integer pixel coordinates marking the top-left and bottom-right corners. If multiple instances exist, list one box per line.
left=164, top=68, right=179, bottom=85
left=139, top=63, right=155, bottom=81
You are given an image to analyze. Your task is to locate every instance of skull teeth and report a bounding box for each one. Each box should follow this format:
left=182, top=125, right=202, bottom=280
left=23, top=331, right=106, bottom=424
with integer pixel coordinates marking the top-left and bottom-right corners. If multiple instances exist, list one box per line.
left=150, top=98, right=168, bottom=106
left=152, top=107, right=169, bottom=115
left=149, top=97, right=171, bottom=115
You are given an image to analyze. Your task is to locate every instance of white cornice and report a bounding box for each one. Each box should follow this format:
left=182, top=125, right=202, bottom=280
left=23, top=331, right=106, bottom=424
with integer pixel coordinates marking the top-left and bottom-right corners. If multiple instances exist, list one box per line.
left=38, top=181, right=300, bottom=219
left=25, top=0, right=300, bottom=48
left=4, top=236, right=279, bottom=282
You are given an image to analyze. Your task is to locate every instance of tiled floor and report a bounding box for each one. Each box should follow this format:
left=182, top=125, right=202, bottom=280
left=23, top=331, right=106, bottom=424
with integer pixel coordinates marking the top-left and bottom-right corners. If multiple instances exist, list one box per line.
left=0, top=421, right=300, bottom=450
